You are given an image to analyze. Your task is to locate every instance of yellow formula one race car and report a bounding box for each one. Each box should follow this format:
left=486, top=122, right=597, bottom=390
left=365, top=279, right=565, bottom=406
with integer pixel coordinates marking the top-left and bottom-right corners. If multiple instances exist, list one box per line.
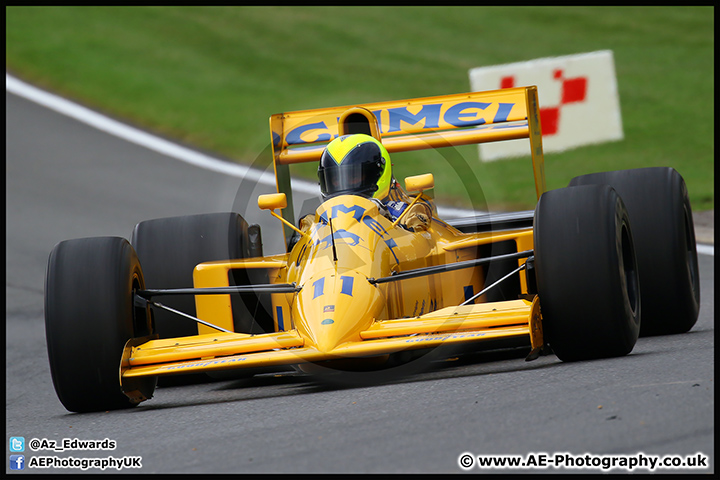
left=45, top=87, right=700, bottom=412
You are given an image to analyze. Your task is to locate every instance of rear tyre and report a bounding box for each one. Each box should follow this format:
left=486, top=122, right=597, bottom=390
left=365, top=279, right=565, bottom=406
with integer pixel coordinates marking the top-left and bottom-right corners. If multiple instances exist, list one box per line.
left=131, top=213, right=271, bottom=338
left=569, top=168, right=699, bottom=336
left=534, top=185, right=640, bottom=361
left=45, top=237, right=156, bottom=412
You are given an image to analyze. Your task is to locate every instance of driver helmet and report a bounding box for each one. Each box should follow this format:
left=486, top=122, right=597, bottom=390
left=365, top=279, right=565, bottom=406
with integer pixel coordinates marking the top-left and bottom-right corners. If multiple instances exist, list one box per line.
left=318, top=134, right=392, bottom=199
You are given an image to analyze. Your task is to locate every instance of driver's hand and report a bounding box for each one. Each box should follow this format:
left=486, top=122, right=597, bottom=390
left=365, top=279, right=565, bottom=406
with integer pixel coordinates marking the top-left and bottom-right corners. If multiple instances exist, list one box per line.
left=404, top=213, right=430, bottom=232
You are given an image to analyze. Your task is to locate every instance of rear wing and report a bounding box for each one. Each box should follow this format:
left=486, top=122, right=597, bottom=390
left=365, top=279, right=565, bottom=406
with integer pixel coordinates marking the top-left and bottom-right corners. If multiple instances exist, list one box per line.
left=269, top=86, right=546, bottom=245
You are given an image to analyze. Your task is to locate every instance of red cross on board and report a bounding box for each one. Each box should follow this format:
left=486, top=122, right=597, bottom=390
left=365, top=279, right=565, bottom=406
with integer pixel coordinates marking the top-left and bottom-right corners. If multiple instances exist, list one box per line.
left=500, top=70, right=588, bottom=136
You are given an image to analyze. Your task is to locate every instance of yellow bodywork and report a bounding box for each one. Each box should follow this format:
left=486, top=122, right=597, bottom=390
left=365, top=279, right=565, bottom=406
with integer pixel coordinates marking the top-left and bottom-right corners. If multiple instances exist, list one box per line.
left=122, top=194, right=536, bottom=379
left=120, top=87, right=545, bottom=387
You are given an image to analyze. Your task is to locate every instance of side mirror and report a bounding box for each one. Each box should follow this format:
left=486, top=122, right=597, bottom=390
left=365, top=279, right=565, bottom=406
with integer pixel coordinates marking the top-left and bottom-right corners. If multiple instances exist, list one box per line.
left=404, top=173, right=434, bottom=193
left=258, top=193, right=287, bottom=211
left=258, top=193, right=308, bottom=239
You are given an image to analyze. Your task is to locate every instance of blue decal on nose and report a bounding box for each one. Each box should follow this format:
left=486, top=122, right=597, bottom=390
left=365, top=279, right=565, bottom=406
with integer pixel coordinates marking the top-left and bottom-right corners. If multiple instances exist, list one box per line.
left=340, top=275, right=354, bottom=296
left=331, top=204, right=366, bottom=221
left=313, top=277, right=325, bottom=299
left=316, top=229, right=362, bottom=249
left=321, top=318, right=335, bottom=325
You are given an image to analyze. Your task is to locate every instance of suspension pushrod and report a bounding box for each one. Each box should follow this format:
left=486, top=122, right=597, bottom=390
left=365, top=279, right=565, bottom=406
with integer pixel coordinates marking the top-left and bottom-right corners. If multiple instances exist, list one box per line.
left=145, top=299, right=234, bottom=334
left=136, top=283, right=300, bottom=298
left=460, top=262, right=528, bottom=306
left=368, top=250, right=533, bottom=285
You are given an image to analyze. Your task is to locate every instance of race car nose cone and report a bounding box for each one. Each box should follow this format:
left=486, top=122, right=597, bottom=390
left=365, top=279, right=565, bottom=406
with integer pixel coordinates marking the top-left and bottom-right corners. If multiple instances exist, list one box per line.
left=294, top=270, right=385, bottom=353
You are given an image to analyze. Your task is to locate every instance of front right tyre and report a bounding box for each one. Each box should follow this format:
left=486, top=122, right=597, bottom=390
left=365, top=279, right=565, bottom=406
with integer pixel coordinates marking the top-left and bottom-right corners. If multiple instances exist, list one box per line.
left=45, top=237, right=156, bottom=413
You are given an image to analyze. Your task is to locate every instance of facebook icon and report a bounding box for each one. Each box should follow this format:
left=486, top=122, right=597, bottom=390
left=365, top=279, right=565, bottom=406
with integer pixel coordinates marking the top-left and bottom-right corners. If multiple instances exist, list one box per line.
left=10, top=455, right=25, bottom=470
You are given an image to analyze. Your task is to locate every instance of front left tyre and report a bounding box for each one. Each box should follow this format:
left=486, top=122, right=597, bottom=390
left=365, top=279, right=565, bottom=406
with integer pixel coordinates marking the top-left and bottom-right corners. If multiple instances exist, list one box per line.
left=534, top=185, right=641, bottom=361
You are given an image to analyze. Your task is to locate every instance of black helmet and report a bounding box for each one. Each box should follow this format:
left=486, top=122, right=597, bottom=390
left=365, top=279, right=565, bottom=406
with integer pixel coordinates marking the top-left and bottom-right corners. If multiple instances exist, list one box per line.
left=318, top=134, right=391, bottom=199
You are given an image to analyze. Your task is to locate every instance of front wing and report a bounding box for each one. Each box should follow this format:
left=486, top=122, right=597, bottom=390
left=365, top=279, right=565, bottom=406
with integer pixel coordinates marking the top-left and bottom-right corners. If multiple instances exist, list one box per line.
left=122, top=297, right=542, bottom=382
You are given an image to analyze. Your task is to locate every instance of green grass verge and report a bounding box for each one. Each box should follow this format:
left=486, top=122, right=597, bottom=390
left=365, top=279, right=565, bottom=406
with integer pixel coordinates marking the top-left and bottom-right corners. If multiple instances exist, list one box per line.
left=6, top=6, right=714, bottom=211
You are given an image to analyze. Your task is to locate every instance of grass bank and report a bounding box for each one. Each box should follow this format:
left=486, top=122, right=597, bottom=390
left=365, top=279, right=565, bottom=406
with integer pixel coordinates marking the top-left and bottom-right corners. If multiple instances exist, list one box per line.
left=6, top=6, right=714, bottom=210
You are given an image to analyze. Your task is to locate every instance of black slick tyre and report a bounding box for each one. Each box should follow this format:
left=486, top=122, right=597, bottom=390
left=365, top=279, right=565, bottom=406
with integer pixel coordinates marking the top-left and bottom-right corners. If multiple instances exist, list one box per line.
left=534, top=185, right=640, bottom=361
left=45, top=237, right=156, bottom=413
left=569, top=167, right=700, bottom=336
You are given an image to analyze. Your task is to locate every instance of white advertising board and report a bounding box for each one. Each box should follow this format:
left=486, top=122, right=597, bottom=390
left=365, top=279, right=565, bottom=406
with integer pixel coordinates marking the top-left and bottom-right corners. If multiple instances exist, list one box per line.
left=469, top=50, right=623, bottom=161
